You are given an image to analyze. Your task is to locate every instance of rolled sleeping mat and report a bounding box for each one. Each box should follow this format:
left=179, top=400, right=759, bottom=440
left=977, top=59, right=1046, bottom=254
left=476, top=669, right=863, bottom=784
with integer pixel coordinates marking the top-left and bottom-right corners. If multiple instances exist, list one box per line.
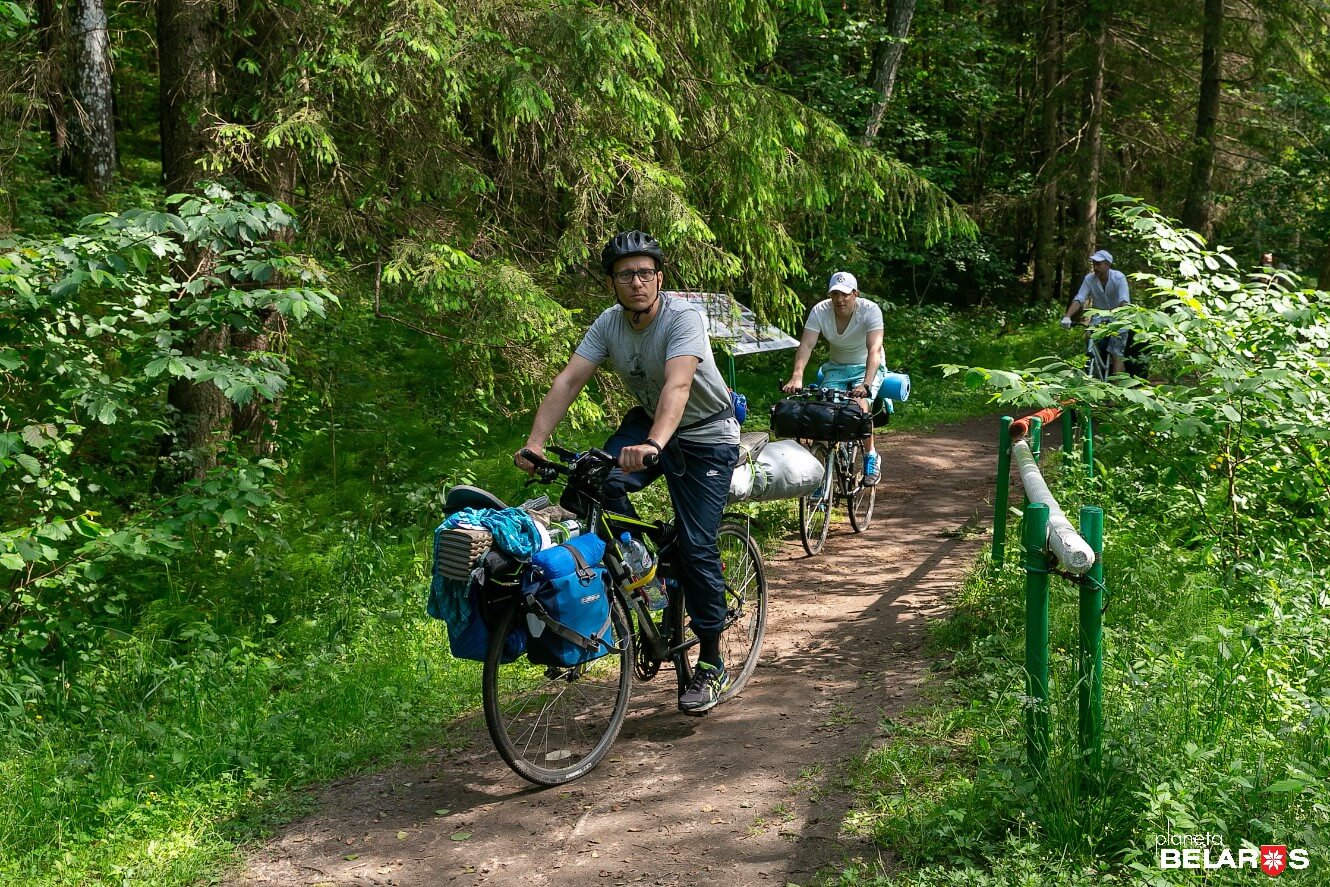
left=880, top=372, right=910, bottom=402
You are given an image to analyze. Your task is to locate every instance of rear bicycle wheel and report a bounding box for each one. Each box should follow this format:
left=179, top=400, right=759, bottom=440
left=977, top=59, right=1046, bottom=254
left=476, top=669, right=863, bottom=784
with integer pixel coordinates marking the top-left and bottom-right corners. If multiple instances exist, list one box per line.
left=482, top=598, right=633, bottom=786
left=799, top=445, right=834, bottom=556
left=847, top=441, right=876, bottom=532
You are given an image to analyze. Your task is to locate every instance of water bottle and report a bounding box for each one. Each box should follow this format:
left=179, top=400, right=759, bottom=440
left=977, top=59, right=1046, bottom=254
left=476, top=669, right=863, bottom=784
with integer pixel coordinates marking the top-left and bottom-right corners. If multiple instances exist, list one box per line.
left=619, top=533, right=667, bottom=610
left=548, top=519, right=582, bottom=545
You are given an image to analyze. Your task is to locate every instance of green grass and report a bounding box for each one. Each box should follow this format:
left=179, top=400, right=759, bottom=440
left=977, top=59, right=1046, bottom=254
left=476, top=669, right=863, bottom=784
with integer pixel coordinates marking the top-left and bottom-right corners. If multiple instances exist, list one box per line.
left=827, top=444, right=1330, bottom=887
left=0, top=304, right=1059, bottom=885
left=0, top=530, right=482, bottom=886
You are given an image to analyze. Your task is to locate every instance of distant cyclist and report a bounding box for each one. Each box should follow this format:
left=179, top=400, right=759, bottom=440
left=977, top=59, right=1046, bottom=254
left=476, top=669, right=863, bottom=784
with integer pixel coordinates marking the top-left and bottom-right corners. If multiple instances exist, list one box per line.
left=782, top=271, right=885, bottom=486
left=1061, top=249, right=1130, bottom=377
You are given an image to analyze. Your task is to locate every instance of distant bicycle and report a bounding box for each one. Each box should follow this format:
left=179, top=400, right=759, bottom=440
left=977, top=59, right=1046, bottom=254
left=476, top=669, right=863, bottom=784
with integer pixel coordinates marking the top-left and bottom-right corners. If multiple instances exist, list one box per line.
left=789, top=387, right=877, bottom=556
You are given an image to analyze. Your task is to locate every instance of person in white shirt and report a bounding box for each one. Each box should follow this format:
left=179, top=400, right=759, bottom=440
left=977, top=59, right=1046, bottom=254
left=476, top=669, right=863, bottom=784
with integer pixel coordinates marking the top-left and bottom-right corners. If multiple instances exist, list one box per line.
left=1061, top=249, right=1130, bottom=376
left=782, top=271, right=886, bottom=485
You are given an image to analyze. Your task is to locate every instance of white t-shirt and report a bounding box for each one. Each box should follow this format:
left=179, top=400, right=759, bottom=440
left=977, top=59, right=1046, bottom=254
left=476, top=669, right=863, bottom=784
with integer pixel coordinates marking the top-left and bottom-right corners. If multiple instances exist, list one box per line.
left=804, top=298, right=885, bottom=366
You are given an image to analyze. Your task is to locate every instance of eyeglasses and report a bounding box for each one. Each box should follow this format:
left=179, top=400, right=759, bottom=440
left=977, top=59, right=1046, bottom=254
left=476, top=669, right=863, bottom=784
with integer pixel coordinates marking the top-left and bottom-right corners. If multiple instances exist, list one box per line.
left=612, top=268, right=659, bottom=284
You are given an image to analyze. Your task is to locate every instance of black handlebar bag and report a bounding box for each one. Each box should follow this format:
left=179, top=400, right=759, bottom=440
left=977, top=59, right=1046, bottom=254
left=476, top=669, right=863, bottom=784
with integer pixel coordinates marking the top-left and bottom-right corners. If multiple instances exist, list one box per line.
left=771, top=397, right=873, bottom=442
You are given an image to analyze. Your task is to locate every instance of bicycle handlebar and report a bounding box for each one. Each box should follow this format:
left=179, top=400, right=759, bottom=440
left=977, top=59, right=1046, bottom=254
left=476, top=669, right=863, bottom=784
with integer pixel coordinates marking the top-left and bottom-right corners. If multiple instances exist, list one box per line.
left=789, top=385, right=861, bottom=403
left=518, top=446, right=656, bottom=483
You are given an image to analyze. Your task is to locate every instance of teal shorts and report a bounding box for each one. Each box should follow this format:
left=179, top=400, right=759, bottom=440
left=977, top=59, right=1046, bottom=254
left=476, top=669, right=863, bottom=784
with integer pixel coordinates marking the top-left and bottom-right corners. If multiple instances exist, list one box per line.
left=818, top=362, right=886, bottom=399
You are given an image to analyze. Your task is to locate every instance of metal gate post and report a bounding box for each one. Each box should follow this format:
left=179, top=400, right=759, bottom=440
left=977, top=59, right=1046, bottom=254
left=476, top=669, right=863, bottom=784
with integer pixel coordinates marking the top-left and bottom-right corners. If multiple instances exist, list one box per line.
left=993, top=416, right=1013, bottom=567
left=1078, top=506, right=1105, bottom=786
left=1083, top=412, right=1095, bottom=479
left=1022, top=502, right=1051, bottom=773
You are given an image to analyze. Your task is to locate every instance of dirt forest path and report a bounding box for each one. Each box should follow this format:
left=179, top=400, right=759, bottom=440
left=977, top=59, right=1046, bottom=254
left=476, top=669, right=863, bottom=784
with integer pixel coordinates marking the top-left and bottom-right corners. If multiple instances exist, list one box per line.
left=227, top=416, right=1003, bottom=887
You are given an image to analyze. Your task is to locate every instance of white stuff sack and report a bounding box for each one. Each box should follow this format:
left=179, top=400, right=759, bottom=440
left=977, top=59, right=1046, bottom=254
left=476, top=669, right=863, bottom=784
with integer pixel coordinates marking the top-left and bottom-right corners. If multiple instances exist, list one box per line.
left=748, top=439, right=824, bottom=501
left=727, top=456, right=775, bottom=503
left=728, top=461, right=755, bottom=502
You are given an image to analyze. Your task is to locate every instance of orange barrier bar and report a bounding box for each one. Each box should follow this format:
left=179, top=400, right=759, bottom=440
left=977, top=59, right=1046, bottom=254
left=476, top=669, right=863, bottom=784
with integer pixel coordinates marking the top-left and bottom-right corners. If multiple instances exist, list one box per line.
left=1011, top=407, right=1063, bottom=440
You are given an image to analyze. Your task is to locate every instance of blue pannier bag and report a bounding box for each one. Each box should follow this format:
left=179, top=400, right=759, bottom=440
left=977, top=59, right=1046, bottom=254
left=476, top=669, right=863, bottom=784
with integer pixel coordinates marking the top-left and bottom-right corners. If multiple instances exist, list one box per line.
left=525, top=534, right=614, bottom=668
left=447, top=582, right=527, bottom=663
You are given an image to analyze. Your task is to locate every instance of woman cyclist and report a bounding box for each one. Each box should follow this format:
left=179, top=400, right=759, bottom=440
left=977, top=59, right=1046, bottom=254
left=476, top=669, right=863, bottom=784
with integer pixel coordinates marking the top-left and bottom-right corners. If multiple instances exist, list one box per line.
left=781, top=271, right=886, bottom=485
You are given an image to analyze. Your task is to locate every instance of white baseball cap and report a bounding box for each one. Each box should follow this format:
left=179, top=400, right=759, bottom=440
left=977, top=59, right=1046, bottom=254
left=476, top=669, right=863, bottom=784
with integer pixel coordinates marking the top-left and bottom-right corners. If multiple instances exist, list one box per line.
left=1089, top=250, right=1113, bottom=264
left=828, top=271, right=858, bottom=294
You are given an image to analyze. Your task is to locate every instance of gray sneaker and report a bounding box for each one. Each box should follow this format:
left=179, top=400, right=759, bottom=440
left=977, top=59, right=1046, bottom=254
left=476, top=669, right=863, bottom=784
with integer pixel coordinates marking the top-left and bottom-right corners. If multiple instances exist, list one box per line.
left=679, top=662, right=729, bottom=715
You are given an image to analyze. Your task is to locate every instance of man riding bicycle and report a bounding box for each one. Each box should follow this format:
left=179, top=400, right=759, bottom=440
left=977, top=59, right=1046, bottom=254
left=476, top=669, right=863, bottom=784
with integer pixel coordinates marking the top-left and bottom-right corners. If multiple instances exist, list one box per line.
left=781, top=271, right=886, bottom=485
left=1061, top=249, right=1130, bottom=377
left=514, top=231, right=740, bottom=715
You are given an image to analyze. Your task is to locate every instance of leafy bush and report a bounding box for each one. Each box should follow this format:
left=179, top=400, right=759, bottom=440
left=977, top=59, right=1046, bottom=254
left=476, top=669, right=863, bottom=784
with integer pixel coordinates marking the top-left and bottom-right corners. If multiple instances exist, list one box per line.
left=843, top=203, right=1330, bottom=884
left=1, top=184, right=335, bottom=671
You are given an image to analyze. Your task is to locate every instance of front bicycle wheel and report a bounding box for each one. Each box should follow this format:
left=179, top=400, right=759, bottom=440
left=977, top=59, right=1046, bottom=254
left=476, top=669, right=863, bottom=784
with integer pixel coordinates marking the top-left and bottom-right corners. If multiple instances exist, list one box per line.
left=482, top=598, right=634, bottom=786
left=847, top=441, right=876, bottom=532
left=799, top=445, right=834, bottom=556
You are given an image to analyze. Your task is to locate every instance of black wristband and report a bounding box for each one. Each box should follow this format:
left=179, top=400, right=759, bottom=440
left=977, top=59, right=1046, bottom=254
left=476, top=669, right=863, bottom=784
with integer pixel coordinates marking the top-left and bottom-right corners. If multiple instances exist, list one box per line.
left=644, top=438, right=663, bottom=454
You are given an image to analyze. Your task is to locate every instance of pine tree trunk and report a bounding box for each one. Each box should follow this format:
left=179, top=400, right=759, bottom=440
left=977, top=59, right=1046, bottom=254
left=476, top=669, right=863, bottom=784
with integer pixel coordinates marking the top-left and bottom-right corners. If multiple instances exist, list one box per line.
left=1079, top=1, right=1108, bottom=261
left=66, top=0, right=117, bottom=193
left=35, top=0, right=68, bottom=168
left=1317, top=235, right=1330, bottom=291
left=158, top=0, right=220, bottom=194
left=156, top=0, right=230, bottom=480
left=1032, top=0, right=1062, bottom=304
left=229, top=0, right=297, bottom=457
left=1181, top=0, right=1224, bottom=239
left=862, top=0, right=918, bottom=144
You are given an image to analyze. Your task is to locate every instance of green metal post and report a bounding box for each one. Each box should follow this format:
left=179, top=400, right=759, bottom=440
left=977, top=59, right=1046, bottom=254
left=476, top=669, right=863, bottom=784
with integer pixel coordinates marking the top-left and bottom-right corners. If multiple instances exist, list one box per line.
left=1022, top=503, right=1051, bottom=774
left=1078, top=506, right=1105, bottom=787
left=1031, top=417, right=1043, bottom=462
left=1062, top=410, right=1074, bottom=454
left=1083, top=412, right=1095, bottom=479
left=993, top=416, right=1013, bottom=567
left=726, top=353, right=737, bottom=390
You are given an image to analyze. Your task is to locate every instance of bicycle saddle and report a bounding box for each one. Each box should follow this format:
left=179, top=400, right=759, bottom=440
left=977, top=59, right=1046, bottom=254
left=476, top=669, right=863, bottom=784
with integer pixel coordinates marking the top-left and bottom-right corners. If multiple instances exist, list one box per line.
left=443, top=484, right=508, bottom=515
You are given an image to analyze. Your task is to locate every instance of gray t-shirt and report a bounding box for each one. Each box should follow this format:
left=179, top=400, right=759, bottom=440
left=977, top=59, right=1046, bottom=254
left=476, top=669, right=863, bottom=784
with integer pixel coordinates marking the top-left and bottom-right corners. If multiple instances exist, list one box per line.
left=575, top=295, right=740, bottom=444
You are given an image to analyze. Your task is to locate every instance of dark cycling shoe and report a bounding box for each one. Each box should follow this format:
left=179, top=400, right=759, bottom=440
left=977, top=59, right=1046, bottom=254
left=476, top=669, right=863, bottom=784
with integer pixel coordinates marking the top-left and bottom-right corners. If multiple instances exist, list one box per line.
left=679, top=662, right=729, bottom=715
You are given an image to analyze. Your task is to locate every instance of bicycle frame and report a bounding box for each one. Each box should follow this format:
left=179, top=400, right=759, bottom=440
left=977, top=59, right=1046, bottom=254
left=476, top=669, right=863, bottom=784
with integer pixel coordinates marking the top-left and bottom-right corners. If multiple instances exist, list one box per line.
left=1086, top=333, right=1112, bottom=382
left=578, top=499, right=698, bottom=665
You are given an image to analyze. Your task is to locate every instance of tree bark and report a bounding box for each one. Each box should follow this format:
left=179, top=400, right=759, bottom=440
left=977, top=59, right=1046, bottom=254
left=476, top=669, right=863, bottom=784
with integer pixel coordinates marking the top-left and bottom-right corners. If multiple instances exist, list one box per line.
left=66, top=0, right=117, bottom=193
left=1032, top=0, right=1063, bottom=304
left=156, top=0, right=230, bottom=479
left=1181, top=0, right=1224, bottom=239
left=228, top=0, right=297, bottom=457
left=861, top=0, right=918, bottom=144
left=35, top=0, right=68, bottom=169
left=1317, top=235, right=1330, bottom=291
left=1078, top=0, right=1109, bottom=262
left=158, top=0, right=220, bottom=194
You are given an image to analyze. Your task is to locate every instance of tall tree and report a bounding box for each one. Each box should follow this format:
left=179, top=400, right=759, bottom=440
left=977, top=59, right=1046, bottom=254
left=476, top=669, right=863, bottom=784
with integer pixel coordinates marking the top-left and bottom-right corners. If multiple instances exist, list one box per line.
left=66, top=0, right=116, bottom=192
left=157, top=0, right=219, bottom=194
left=156, top=0, right=230, bottom=477
left=1078, top=0, right=1109, bottom=260
left=1032, top=0, right=1064, bottom=303
left=34, top=0, right=67, bottom=169
left=1180, top=0, right=1224, bottom=238
left=862, top=0, right=918, bottom=144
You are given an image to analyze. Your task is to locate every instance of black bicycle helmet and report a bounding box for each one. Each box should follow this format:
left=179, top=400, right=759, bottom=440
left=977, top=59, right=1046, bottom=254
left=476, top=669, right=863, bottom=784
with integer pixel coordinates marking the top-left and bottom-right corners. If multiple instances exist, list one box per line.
left=600, top=230, right=665, bottom=274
